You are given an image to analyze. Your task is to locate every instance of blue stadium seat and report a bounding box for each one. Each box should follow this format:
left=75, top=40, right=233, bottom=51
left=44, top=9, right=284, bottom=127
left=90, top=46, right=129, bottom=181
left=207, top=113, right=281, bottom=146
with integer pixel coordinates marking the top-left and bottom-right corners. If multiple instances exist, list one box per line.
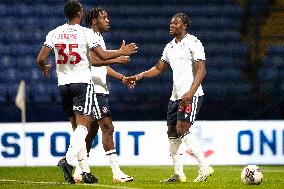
left=203, top=81, right=251, bottom=101
left=268, top=55, right=284, bottom=67
left=267, top=45, right=284, bottom=55
left=191, top=17, right=242, bottom=30
left=206, top=56, right=246, bottom=68
left=279, top=69, right=284, bottom=81
left=16, top=55, right=36, bottom=69
left=0, top=85, right=7, bottom=103
left=206, top=43, right=247, bottom=56
left=205, top=68, right=244, bottom=82
left=0, top=68, right=19, bottom=83
left=227, top=82, right=251, bottom=96
left=259, top=82, right=278, bottom=96
left=193, top=31, right=241, bottom=43
left=31, top=82, right=55, bottom=102
left=258, top=66, right=279, bottom=82
left=0, top=55, right=15, bottom=69
left=279, top=84, right=284, bottom=100
left=202, top=82, right=227, bottom=101
left=6, top=83, right=19, bottom=101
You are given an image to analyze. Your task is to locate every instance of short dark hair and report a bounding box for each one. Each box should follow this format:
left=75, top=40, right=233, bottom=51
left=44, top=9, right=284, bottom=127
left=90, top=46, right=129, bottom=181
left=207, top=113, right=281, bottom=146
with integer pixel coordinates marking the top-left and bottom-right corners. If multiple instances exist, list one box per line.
left=64, top=0, right=82, bottom=20
left=85, top=7, right=105, bottom=27
left=173, top=13, right=190, bottom=30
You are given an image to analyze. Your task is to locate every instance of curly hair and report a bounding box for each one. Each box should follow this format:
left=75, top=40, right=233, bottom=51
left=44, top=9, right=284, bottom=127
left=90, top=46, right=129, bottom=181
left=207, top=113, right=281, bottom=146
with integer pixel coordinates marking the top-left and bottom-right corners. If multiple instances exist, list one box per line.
left=85, top=7, right=105, bottom=27
left=173, top=13, right=190, bottom=30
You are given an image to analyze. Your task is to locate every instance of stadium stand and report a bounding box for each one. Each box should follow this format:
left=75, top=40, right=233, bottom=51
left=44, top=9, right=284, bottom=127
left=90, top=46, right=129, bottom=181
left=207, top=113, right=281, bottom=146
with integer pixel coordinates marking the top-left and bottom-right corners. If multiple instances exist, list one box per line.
left=0, top=0, right=282, bottom=122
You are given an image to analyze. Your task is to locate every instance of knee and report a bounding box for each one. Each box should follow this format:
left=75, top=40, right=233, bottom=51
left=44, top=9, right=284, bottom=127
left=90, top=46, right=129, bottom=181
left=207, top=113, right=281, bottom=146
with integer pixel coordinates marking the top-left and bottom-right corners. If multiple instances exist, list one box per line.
left=176, top=122, right=191, bottom=138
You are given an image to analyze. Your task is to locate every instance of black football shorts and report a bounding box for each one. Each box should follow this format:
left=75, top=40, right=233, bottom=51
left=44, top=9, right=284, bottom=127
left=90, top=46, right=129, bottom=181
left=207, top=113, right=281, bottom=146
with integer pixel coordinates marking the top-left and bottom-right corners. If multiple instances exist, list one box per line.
left=92, top=93, right=111, bottom=120
left=167, top=96, right=203, bottom=126
left=59, top=83, right=101, bottom=119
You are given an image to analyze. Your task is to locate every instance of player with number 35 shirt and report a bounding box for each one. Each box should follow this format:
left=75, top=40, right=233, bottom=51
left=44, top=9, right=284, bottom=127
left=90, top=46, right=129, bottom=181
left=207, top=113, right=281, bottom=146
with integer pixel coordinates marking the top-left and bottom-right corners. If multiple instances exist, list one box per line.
left=44, top=24, right=99, bottom=85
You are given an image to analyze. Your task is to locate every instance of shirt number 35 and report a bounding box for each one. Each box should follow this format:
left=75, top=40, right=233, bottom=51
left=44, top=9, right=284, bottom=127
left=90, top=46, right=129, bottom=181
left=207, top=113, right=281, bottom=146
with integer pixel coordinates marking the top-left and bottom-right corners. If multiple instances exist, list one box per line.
left=55, top=44, right=81, bottom=64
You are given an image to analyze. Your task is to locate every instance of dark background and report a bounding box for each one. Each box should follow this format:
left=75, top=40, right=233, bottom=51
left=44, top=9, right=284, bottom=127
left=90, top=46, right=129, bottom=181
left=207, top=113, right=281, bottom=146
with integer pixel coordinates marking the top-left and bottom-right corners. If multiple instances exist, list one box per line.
left=0, top=0, right=283, bottom=122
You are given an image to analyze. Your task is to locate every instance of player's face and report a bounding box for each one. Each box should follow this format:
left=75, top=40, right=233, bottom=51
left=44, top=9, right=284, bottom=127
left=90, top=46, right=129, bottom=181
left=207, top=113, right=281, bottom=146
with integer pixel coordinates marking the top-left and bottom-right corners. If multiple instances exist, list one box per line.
left=169, top=17, right=185, bottom=36
left=97, top=11, right=110, bottom=32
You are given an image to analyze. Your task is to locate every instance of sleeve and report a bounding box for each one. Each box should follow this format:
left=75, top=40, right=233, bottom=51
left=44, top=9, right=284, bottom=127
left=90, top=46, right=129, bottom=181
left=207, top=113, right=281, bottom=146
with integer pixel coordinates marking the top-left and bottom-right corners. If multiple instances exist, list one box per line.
left=43, top=31, right=54, bottom=50
left=160, top=45, right=170, bottom=65
left=85, top=29, right=101, bottom=50
left=191, top=38, right=206, bottom=61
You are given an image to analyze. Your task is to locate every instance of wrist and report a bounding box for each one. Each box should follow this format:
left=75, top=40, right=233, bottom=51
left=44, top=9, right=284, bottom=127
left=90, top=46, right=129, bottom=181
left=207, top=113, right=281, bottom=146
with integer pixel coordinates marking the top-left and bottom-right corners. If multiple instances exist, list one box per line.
left=120, top=75, right=125, bottom=81
left=119, top=49, right=124, bottom=56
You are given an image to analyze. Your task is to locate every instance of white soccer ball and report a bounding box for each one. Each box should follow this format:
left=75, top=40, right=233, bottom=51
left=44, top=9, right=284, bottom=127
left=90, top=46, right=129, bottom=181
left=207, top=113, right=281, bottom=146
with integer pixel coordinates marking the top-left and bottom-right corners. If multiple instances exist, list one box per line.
left=241, top=165, right=263, bottom=185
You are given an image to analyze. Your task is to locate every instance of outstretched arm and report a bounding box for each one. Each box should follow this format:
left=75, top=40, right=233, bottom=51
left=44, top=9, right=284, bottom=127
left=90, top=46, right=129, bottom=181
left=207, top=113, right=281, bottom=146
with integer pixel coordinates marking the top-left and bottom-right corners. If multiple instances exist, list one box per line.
left=133, top=59, right=168, bottom=80
left=36, top=46, right=52, bottom=78
left=90, top=51, right=131, bottom=66
left=91, top=40, right=138, bottom=61
left=106, top=67, right=136, bottom=88
left=106, top=66, right=124, bottom=80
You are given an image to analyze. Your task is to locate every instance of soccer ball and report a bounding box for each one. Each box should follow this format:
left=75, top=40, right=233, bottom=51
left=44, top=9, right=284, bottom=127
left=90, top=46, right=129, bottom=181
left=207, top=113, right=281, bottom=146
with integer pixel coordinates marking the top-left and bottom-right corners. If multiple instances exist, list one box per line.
left=241, top=165, right=263, bottom=185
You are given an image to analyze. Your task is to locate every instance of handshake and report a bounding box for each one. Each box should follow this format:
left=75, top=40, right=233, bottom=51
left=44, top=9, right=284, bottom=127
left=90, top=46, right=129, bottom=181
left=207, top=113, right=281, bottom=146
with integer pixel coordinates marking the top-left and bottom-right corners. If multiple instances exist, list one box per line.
left=122, top=73, right=144, bottom=89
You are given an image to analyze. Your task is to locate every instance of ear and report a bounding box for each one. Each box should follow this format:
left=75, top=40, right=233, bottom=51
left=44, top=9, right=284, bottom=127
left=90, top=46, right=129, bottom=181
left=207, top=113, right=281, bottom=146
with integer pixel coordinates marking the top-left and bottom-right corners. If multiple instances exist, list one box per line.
left=77, top=11, right=83, bottom=19
left=92, top=18, right=97, bottom=26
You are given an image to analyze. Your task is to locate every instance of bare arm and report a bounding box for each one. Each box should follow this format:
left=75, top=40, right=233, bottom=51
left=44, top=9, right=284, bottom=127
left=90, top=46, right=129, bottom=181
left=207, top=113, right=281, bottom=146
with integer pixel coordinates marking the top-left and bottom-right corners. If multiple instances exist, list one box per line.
left=90, top=51, right=130, bottom=66
left=180, top=60, right=206, bottom=107
left=107, top=66, right=136, bottom=89
left=135, top=60, right=168, bottom=80
left=107, top=66, right=124, bottom=80
left=90, top=40, right=137, bottom=61
left=36, top=46, right=52, bottom=78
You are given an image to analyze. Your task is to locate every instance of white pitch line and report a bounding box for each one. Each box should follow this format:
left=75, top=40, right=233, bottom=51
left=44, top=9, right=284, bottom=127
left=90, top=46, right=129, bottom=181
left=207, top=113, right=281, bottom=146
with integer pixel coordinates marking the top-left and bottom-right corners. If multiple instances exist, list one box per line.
left=0, top=179, right=141, bottom=189
left=213, top=167, right=284, bottom=173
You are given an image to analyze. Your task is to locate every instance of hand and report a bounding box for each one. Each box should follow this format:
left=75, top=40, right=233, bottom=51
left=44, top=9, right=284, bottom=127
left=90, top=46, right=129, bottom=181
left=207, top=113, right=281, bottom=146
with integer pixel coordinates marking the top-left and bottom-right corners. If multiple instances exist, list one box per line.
left=122, top=76, right=136, bottom=89
left=43, top=63, right=52, bottom=78
left=135, top=73, right=143, bottom=81
left=115, top=56, right=130, bottom=64
left=179, top=91, right=194, bottom=109
left=120, top=40, right=138, bottom=56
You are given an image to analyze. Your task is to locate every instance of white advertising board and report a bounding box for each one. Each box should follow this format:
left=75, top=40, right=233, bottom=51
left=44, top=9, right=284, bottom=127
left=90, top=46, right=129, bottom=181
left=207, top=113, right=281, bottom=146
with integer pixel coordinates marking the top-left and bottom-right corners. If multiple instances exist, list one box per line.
left=0, top=121, right=283, bottom=166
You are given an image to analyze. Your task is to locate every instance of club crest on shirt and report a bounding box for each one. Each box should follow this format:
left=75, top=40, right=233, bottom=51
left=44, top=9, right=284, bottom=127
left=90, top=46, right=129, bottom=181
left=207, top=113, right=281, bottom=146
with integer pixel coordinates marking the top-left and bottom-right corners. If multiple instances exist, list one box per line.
left=102, top=107, right=108, bottom=113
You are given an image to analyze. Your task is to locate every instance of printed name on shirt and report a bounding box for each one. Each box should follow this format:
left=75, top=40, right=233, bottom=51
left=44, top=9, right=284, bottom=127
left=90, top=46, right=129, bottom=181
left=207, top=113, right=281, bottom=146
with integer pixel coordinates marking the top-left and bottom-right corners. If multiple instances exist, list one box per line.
left=56, top=33, right=77, bottom=40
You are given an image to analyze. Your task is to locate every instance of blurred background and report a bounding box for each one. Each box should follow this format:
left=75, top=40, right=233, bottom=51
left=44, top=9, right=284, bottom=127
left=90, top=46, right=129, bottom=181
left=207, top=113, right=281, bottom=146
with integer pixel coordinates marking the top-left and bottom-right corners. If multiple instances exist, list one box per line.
left=0, top=0, right=283, bottom=122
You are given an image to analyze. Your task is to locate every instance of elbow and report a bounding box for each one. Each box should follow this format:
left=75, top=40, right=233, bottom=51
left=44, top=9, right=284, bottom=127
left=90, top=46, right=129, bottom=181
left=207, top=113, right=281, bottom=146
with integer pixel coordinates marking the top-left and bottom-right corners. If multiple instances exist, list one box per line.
left=36, top=55, right=44, bottom=65
left=203, top=67, right=206, bottom=77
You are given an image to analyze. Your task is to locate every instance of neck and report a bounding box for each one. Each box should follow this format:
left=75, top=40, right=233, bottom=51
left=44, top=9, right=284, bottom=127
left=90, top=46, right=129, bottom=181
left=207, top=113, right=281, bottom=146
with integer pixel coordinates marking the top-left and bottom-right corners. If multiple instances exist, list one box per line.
left=175, top=32, right=187, bottom=42
left=92, top=26, right=102, bottom=34
left=68, top=18, right=81, bottom=25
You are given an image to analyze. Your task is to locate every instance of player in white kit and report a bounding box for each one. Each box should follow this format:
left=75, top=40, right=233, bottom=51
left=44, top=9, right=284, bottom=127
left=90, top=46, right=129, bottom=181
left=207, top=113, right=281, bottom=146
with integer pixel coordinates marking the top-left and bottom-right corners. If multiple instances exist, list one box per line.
left=73, top=7, right=135, bottom=183
left=128, top=13, right=214, bottom=183
left=36, top=0, right=137, bottom=184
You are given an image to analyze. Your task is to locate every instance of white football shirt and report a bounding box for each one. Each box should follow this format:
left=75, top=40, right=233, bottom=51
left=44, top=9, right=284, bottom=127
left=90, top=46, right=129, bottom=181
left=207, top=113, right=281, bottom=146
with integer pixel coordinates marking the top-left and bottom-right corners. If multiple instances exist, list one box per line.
left=44, top=24, right=100, bottom=85
left=161, top=33, right=205, bottom=101
left=90, top=32, right=109, bottom=94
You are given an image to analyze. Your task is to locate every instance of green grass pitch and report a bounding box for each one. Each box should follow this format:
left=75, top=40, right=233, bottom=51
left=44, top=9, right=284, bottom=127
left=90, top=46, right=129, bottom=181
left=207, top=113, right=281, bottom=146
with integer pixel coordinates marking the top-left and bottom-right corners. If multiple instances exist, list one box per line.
left=0, top=165, right=284, bottom=188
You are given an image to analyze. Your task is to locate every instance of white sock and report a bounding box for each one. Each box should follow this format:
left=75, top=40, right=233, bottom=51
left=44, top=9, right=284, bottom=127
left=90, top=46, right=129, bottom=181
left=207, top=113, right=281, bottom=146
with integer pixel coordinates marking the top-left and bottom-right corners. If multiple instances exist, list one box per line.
left=77, top=144, right=90, bottom=173
left=74, top=162, right=82, bottom=180
left=106, top=149, right=122, bottom=176
left=181, top=132, right=208, bottom=168
left=169, top=138, right=184, bottom=176
left=66, top=125, right=88, bottom=166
